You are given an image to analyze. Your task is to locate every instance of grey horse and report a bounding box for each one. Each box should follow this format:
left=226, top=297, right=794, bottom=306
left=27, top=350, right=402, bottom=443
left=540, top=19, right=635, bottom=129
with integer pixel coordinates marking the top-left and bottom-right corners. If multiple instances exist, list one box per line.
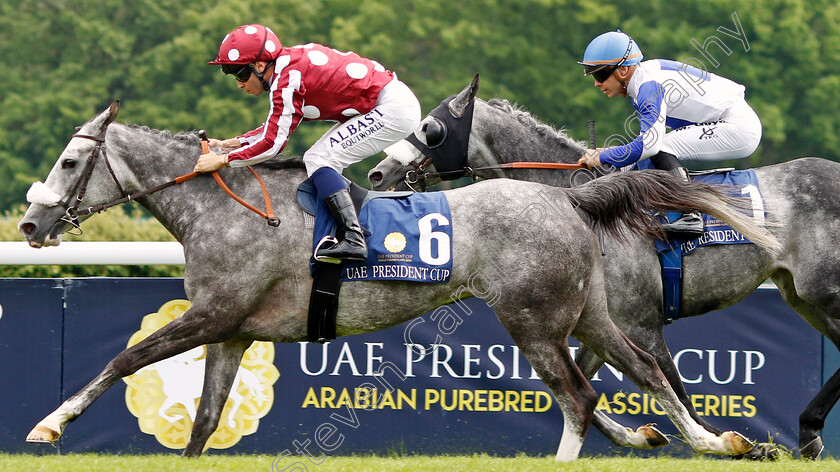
left=18, top=102, right=778, bottom=459
left=368, top=76, right=840, bottom=459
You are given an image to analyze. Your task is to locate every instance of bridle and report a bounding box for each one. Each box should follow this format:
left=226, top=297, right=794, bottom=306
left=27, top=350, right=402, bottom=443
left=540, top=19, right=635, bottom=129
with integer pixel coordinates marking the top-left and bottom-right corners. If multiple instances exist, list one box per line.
left=58, top=126, right=130, bottom=234
left=54, top=126, right=280, bottom=234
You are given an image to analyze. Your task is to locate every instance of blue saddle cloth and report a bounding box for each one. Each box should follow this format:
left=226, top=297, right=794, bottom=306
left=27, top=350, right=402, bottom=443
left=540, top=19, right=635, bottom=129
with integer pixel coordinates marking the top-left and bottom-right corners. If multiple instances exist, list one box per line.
left=651, top=169, right=765, bottom=322
left=297, top=179, right=453, bottom=283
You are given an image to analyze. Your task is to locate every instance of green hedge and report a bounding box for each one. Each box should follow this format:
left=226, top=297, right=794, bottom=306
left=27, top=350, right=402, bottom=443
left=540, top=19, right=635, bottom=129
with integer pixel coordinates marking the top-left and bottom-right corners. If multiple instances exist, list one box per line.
left=1, top=204, right=184, bottom=278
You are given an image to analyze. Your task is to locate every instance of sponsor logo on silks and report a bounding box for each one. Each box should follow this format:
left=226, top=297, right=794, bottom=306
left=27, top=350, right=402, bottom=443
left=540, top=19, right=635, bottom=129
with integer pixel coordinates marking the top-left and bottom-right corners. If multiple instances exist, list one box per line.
left=699, top=125, right=717, bottom=139
left=123, top=300, right=279, bottom=451
left=328, top=109, right=385, bottom=150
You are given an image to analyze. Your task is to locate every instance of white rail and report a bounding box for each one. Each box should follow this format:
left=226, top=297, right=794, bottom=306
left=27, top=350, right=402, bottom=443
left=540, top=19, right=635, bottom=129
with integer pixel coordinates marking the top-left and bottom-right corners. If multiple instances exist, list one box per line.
left=0, top=242, right=185, bottom=265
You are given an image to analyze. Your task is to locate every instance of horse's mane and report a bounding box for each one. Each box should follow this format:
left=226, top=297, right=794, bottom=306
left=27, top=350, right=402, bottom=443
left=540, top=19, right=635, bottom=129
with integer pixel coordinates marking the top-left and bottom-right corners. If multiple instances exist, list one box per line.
left=485, top=98, right=586, bottom=151
left=120, top=124, right=306, bottom=170
left=122, top=124, right=200, bottom=151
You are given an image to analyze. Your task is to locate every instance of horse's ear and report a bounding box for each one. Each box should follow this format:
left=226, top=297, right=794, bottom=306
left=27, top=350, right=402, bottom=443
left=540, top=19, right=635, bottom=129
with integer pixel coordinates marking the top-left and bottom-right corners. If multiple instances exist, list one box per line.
left=102, top=100, right=120, bottom=128
left=468, top=74, right=480, bottom=99
left=448, top=74, right=480, bottom=117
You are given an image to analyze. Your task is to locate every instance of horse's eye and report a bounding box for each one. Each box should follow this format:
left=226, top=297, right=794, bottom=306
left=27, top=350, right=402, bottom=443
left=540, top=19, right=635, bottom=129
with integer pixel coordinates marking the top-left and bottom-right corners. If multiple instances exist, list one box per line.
left=61, top=159, right=77, bottom=169
left=424, top=118, right=447, bottom=149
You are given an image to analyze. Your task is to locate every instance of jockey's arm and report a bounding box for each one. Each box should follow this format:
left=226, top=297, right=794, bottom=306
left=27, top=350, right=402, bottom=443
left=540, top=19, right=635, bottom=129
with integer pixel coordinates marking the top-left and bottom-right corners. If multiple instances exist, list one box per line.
left=585, top=81, right=668, bottom=169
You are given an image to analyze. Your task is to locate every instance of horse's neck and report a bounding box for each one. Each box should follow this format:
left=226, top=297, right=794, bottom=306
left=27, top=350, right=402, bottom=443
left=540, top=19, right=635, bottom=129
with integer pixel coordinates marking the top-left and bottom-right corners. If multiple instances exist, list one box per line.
left=476, top=101, right=584, bottom=187
left=108, top=125, right=305, bottom=241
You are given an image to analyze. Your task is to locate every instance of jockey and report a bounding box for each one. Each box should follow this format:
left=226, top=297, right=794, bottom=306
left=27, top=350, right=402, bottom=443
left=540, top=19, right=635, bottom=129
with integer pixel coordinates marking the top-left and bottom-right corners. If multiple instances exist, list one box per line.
left=197, top=24, right=421, bottom=262
left=576, top=30, right=762, bottom=238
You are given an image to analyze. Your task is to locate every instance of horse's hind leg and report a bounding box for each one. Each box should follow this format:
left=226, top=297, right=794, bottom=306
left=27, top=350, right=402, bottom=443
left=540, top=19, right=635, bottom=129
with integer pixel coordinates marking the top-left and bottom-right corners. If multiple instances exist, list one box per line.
left=576, top=345, right=669, bottom=449
left=519, top=336, right=597, bottom=461
left=493, top=304, right=597, bottom=461
left=572, top=282, right=753, bottom=456
left=184, top=337, right=253, bottom=457
left=26, top=304, right=244, bottom=444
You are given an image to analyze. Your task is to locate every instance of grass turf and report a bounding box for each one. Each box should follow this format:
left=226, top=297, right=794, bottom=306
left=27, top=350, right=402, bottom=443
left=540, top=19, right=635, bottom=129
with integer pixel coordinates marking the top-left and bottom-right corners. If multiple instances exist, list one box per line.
left=1, top=454, right=840, bottom=472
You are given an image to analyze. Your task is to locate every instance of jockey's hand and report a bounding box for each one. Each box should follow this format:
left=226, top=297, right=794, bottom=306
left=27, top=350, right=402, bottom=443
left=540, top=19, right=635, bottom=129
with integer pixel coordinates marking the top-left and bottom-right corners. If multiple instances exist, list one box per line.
left=578, top=149, right=602, bottom=168
left=194, top=151, right=228, bottom=173
left=209, top=138, right=241, bottom=151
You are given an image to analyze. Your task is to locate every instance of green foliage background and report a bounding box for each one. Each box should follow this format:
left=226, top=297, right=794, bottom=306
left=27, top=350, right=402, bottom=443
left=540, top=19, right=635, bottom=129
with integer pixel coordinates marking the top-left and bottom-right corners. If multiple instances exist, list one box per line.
left=1, top=0, right=836, bottom=276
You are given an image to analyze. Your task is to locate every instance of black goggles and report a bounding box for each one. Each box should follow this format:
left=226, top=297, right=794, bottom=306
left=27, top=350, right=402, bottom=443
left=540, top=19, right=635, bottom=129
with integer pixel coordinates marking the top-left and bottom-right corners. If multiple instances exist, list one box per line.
left=221, top=63, right=253, bottom=82
left=584, top=64, right=618, bottom=83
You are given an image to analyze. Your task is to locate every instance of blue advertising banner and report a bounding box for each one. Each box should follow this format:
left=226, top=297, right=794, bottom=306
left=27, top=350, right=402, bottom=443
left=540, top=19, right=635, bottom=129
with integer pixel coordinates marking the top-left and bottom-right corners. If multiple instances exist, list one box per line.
left=0, top=279, right=64, bottom=453
left=0, top=278, right=828, bottom=458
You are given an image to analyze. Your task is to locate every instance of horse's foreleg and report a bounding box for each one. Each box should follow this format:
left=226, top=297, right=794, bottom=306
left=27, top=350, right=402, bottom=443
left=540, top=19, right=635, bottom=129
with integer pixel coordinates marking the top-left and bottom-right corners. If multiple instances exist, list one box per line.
left=799, top=366, right=840, bottom=459
left=184, top=338, right=253, bottom=458
left=26, top=307, right=242, bottom=444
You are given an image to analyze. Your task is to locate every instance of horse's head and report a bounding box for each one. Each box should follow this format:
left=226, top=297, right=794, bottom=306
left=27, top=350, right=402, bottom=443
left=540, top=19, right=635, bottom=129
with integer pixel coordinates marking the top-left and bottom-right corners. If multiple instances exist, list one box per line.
left=369, top=75, right=480, bottom=191
left=19, top=101, right=125, bottom=247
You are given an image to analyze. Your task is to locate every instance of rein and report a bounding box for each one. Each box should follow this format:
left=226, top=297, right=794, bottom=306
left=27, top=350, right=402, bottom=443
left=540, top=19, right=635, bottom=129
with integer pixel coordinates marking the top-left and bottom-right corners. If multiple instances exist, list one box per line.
left=403, top=94, right=589, bottom=189
left=405, top=161, right=585, bottom=187
left=60, top=132, right=280, bottom=233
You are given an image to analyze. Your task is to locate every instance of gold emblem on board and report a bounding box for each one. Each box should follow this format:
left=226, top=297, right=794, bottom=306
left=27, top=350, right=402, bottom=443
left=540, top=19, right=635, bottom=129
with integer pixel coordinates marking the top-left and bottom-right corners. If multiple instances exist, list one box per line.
left=123, top=299, right=279, bottom=451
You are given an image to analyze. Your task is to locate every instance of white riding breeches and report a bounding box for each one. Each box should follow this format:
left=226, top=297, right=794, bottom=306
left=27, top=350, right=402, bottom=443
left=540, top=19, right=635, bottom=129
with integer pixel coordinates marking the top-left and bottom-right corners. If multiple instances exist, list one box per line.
left=303, top=78, right=421, bottom=176
left=660, top=99, right=762, bottom=161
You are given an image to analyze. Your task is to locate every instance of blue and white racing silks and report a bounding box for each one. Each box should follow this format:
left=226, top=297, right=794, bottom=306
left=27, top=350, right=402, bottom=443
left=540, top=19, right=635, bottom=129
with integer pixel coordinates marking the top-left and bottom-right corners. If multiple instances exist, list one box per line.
left=599, top=59, right=747, bottom=167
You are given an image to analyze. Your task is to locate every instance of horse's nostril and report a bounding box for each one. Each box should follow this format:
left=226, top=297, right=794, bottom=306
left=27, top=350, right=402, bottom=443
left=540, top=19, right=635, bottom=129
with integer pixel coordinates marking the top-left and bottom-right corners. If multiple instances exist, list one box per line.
left=19, top=222, right=36, bottom=237
left=369, top=171, right=382, bottom=184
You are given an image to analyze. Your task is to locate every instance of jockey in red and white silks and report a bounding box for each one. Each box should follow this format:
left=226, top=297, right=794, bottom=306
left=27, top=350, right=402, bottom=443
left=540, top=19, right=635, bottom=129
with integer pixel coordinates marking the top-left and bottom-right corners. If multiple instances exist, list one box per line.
left=199, top=24, right=420, bottom=262
left=228, top=43, right=420, bottom=176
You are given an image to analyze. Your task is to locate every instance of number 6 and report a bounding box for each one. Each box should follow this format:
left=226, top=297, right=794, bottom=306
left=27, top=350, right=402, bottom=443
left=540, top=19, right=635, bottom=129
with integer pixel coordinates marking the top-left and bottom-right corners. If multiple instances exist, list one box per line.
left=418, top=213, right=451, bottom=266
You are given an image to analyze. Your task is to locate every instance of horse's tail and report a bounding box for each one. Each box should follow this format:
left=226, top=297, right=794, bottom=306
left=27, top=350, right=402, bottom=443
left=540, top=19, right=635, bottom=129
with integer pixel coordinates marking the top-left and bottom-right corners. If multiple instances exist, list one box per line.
left=566, top=170, right=781, bottom=254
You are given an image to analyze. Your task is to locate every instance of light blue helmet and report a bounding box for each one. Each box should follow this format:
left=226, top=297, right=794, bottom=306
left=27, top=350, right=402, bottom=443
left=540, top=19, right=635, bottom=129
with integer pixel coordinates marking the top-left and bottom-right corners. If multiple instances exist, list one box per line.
left=579, top=30, right=643, bottom=78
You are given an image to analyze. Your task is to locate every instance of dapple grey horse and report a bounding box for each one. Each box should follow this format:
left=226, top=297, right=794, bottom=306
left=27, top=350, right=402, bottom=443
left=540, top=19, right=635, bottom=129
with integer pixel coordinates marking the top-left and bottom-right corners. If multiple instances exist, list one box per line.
left=18, top=102, right=777, bottom=459
left=369, top=76, right=840, bottom=459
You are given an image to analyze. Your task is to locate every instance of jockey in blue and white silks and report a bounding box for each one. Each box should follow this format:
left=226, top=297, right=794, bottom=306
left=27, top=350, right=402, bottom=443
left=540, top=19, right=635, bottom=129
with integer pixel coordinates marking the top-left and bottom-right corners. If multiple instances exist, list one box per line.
left=576, top=30, right=762, bottom=238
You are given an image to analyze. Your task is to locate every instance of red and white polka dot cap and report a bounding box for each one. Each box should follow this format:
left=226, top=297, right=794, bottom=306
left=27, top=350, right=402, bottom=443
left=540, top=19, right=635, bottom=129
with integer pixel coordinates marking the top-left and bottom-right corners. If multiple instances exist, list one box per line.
left=208, top=24, right=281, bottom=65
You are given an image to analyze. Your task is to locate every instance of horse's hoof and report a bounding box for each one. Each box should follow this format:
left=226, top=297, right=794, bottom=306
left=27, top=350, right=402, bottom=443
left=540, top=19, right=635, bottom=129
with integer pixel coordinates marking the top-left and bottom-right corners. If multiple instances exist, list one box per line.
left=735, top=442, right=780, bottom=461
left=26, top=424, right=61, bottom=444
left=638, top=423, right=669, bottom=448
left=722, top=431, right=754, bottom=455
left=801, top=436, right=825, bottom=460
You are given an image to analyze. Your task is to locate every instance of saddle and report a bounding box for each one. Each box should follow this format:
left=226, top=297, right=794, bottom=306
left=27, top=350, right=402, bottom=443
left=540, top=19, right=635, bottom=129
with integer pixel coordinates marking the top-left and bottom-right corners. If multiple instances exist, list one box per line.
left=295, top=179, right=412, bottom=343
left=654, top=168, right=764, bottom=324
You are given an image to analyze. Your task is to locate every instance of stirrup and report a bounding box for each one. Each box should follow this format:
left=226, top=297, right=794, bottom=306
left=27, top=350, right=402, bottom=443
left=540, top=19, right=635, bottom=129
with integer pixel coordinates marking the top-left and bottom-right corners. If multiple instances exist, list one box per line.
left=314, top=236, right=342, bottom=264
left=661, top=213, right=704, bottom=238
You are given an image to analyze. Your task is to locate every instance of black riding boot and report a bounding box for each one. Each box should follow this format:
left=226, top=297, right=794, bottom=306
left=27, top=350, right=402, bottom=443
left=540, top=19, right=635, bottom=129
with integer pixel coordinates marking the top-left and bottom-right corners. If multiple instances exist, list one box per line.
left=649, top=152, right=704, bottom=238
left=315, top=188, right=368, bottom=263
